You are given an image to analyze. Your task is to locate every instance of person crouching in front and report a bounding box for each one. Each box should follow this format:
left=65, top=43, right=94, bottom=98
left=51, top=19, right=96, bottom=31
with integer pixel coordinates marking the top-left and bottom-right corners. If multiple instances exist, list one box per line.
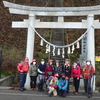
left=58, top=74, right=68, bottom=97
left=48, top=74, right=58, bottom=97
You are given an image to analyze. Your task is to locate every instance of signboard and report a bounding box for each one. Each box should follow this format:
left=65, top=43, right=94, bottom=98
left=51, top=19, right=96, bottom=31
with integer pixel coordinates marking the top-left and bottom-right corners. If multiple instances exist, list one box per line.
left=95, top=56, right=100, bottom=61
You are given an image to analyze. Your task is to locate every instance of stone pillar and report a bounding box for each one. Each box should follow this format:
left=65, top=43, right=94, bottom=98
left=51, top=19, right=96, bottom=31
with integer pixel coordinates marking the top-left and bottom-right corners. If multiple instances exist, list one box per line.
left=25, top=14, right=35, bottom=89
left=87, top=14, right=95, bottom=90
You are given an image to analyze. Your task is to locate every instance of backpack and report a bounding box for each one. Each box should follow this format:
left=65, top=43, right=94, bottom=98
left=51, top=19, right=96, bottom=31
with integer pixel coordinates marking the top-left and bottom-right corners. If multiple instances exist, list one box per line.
left=46, top=76, right=54, bottom=85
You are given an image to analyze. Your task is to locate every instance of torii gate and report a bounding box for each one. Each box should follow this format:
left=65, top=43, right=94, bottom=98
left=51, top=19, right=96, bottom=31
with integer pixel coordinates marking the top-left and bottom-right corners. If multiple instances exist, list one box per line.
left=3, top=1, right=100, bottom=90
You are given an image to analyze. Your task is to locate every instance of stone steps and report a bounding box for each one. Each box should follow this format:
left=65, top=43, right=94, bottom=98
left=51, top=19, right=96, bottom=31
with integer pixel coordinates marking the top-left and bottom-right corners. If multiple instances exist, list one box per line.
left=0, top=86, right=14, bottom=90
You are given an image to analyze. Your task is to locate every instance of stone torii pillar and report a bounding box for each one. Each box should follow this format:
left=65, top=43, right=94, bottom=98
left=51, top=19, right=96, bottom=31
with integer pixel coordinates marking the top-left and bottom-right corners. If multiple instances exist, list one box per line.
left=87, top=14, right=95, bottom=90
left=25, top=14, right=35, bottom=89
left=26, top=14, right=35, bottom=63
left=87, top=14, right=95, bottom=67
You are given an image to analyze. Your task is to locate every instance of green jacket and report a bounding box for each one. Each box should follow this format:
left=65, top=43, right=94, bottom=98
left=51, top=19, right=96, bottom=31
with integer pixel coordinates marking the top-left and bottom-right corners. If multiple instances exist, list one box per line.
left=48, top=79, right=58, bottom=87
left=29, top=64, right=38, bottom=76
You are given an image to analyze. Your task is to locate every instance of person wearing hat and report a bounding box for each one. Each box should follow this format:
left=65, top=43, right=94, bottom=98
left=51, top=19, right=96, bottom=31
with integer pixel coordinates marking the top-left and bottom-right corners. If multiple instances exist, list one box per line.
left=58, top=74, right=68, bottom=97
left=48, top=74, right=58, bottom=97
left=37, top=59, right=46, bottom=92
left=45, top=59, right=54, bottom=78
left=29, top=59, right=38, bottom=90
left=71, top=60, right=81, bottom=95
left=81, top=60, right=95, bottom=98
left=54, top=60, right=62, bottom=79
left=62, top=59, right=71, bottom=93
left=44, top=59, right=55, bottom=89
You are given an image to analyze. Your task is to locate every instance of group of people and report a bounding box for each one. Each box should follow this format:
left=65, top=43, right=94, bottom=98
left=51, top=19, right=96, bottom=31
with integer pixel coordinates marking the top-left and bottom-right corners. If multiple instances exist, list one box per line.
left=17, top=57, right=95, bottom=98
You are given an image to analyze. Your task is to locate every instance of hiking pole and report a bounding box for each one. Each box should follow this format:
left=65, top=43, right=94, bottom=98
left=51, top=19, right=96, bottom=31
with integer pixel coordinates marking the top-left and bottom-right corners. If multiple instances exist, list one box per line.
left=91, top=75, right=94, bottom=99
left=90, top=73, right=96, bottom=99
left=88, top=73, right=95, bottom=100
left=86, top=77, right=92, bottom=99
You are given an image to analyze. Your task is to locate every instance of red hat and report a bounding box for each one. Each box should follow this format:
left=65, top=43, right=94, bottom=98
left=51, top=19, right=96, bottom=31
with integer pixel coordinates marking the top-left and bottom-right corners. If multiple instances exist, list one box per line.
left=54, top=73, right=59, bottom=77
left=48, top=59, right=53, bottom=62
left=61, top=74, right=66, bottom=76
left=32, top=59, right=36, bottom=62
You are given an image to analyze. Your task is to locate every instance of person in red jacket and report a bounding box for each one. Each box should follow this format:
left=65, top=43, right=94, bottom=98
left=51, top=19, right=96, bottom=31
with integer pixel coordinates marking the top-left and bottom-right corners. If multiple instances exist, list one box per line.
left=17, top=57, right=29, bottom=91
left=45, top=59, right=54, bottom=78
left=45, top=59, right=54, bottom=90
left=81, top=60, right=95, bottom=98
left=71, top=60, right=81, bottom=95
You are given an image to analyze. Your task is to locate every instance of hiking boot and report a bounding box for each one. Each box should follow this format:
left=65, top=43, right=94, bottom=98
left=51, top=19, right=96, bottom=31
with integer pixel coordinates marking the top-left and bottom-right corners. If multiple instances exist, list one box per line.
left=83, top=92, right=87, bottom=95
left=67, top=91, right=69, bottom=93
left=23, top=88, right=26, bottom=90
left=33, top=88, right=36, bottom=90
left=74, top=92, right=78, bottom=95
left=73, top=91, right=76, bottom=93
left=41, top=89, right=44, bottom=91
left=31, top=88, right=34, bottom=90
left=48, top=93, right=52, bottom=97
left=38, top=89, right=41, bottom=92
left=88, top=94, right=92, bottom=98
left=20, top=88, right=24, bottom=92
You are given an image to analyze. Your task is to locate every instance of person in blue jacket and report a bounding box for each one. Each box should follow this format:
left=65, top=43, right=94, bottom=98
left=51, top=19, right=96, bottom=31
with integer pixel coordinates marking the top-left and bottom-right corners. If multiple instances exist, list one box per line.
left=58, top=74, right=68, bottom=97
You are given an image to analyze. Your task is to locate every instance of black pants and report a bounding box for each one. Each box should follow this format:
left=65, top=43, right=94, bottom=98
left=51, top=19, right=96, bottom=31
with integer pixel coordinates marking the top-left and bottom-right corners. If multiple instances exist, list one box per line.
left=30, top=76, right=37, bottom=88
left=73, top=77, right=80, bottom=92
left=84, top=78, right=92, bottom=94
left=38, top=83, right=44, bottom=90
